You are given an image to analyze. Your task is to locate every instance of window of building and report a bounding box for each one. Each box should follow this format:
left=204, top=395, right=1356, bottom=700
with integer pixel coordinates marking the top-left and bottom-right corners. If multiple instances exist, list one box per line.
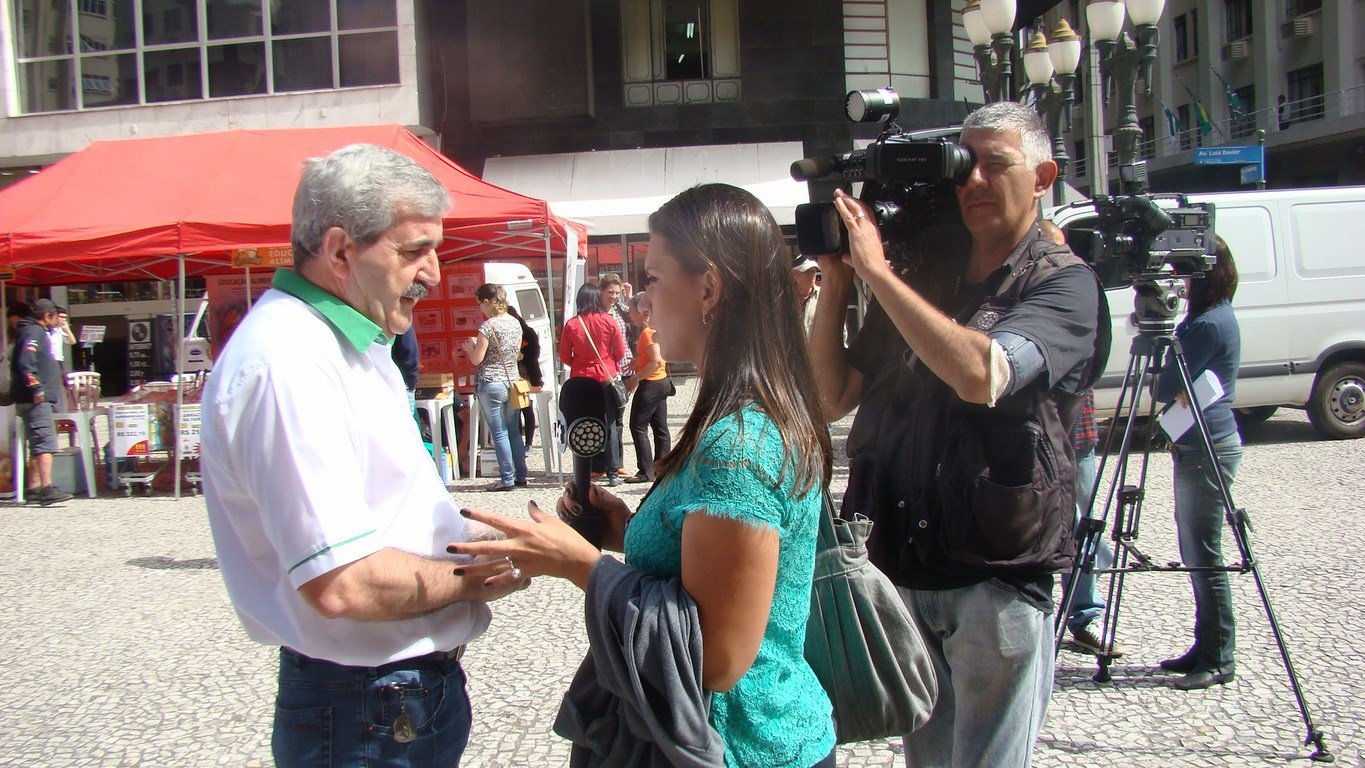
left=1138, top=116, right=1156, bottom=159
left=1177, top=104, right=1193, bottom=150
left=10, top=0, right=401, bottom=115
left=1225, top=0, right=1253, bottom=40
left=1285, top=0, right=1321, bottom=18
left=1173, top=14, right=1189, bottom=62
left=1286, top=63, right=1325, bottom=122
left=1191, top=9, right=1199, bottom=51
left=621, top=0, right=741, bottom=106
left=1230, top=84, right=1256, bottom=138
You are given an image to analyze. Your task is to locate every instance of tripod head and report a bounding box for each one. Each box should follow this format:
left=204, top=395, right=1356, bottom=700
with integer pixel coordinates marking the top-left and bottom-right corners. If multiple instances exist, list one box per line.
left=1131, top=277, right=1183, bottom=336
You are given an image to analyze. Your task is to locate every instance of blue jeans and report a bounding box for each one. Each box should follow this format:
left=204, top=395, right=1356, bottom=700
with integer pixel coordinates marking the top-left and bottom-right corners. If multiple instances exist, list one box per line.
left=475, top=380, right=527, bottom=486
left=272, top=648, right=471, bottom=768
left=1173, top=434, right=1242, bottom=670
left=1064, top=447, right=1112, bottom=630
left=899, top=581, right=1054, bottom=768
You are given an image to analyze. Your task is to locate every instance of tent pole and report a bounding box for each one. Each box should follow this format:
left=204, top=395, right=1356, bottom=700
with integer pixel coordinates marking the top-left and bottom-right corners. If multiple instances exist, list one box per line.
left=543, top=225, right=563, bottom=480
left=1, top=281, right=7, bottom=348
left=174, top=254, right=185, bottom=501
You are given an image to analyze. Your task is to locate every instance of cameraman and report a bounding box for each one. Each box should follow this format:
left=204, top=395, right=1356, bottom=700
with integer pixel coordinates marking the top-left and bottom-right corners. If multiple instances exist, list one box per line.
left=809, top=101, right=1105, bottom=768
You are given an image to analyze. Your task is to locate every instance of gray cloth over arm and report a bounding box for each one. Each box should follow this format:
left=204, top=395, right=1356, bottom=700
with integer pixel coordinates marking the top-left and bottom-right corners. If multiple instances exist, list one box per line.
left=553, top=556, right=725, bottom=768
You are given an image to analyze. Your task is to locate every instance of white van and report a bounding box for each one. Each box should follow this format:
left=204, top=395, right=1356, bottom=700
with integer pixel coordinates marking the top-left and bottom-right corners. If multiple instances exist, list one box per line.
left=481, top=261, right=555, bottom=387
left=1047, top=186, right=1365, bottom=439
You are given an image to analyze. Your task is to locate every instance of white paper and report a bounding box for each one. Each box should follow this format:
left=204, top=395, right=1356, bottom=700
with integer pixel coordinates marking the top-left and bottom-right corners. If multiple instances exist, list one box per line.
left=1158, top=369, right=1226, bottom=440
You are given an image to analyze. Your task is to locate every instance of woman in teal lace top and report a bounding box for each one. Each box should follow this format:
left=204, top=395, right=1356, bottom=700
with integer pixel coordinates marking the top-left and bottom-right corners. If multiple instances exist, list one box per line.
left=457, top=184, right=837, bottom=767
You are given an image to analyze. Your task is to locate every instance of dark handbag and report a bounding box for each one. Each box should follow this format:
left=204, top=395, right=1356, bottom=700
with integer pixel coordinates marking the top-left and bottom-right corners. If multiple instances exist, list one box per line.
left=580, top=317, right=629, bottom=409
left=606, top=376, right=629, bottom=409
left=805, top=491, right=937, bottom=744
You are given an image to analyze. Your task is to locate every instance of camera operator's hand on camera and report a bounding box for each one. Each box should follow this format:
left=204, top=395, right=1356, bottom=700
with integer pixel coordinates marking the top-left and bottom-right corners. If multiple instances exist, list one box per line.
left=833, top=189, right=893, bottom=284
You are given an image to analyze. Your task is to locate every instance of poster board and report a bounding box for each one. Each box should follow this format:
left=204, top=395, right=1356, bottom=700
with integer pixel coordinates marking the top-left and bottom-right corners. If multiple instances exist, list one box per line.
left=414, top=262, right=484, bottom=385
left=205, top=272, right=276, bottom=359
left=111, top=403, right=172, bottom=457
left=178, top=404, right=202, bottom=458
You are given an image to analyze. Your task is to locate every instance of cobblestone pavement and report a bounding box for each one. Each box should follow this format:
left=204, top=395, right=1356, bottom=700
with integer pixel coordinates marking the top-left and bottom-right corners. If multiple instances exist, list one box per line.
left=1, top=378, right=1361, bottom=767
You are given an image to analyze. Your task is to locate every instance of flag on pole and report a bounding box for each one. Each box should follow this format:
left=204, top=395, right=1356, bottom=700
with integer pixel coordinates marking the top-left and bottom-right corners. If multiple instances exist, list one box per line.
left=1212, top=68, right=1250, bottom=128
left=1176, top=74, right=1217, bottom=137
left=1154, top=92, right=1183, bottom=138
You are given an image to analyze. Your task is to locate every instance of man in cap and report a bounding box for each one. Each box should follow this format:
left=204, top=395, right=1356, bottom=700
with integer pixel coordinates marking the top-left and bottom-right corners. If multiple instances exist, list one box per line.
left=12, top=298, right=73, bottom=506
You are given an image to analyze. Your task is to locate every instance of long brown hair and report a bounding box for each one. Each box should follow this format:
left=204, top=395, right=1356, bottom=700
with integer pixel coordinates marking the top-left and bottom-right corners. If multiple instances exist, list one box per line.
left=648, top=184, right=833, bottom=494
left=1187, top=235, right=1238, bottom=317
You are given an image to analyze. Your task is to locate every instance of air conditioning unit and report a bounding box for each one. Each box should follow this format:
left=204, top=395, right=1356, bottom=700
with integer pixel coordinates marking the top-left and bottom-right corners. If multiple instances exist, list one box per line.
left=1222, top=39, right=1250, bottom=60
left=1281, top=16, right=1314, bottom=39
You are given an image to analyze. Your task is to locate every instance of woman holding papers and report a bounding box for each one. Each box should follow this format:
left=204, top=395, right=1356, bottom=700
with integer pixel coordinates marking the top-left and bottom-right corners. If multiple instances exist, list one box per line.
left=1154, top=236, right=1242, bottom=691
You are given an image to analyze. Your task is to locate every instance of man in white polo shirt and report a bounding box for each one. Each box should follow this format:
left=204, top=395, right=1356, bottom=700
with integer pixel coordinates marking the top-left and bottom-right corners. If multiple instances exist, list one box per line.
left=201, top=144, right=528, bottom=768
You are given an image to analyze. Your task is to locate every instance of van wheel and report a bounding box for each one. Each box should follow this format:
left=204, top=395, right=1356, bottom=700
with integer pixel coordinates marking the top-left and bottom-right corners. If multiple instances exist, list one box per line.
left=1307, top=362, right=1365, bottom=439
left=1234, top=406, right=1277, bottom=427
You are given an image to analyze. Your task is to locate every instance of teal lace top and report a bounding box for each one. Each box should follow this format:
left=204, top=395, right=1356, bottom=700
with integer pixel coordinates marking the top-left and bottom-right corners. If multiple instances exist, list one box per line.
left=624, top=405, right=834, bottom=768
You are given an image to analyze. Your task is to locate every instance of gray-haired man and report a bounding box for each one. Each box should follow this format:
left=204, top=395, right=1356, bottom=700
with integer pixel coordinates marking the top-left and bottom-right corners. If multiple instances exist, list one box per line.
left=810, top=102, right=1106, bottom=766
left=202, top=144, right=528, bottom=767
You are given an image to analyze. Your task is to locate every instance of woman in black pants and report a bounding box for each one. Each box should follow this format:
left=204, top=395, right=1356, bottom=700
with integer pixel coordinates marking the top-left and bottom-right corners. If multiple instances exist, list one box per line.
left=624, top=292, right=671, bottom=483
left=507, top=305, right=542, bottom=448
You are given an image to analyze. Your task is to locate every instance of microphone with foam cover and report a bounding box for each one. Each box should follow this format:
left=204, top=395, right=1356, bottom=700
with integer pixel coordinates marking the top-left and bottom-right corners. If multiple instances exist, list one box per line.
left=558, top=377, right=608, bottom=546
left=791, top=156, right=837, bottom=181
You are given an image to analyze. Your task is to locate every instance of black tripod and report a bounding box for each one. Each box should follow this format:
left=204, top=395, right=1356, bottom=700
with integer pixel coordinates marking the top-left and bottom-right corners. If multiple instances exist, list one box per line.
left=1054, top=279, right=1334, bottom=763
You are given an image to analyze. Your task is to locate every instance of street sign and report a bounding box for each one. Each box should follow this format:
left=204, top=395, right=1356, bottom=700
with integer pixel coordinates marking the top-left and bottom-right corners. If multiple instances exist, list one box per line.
left=1194, top=146, right=1264, bottom=166
left=1240, top=163, right=1264, bottom=185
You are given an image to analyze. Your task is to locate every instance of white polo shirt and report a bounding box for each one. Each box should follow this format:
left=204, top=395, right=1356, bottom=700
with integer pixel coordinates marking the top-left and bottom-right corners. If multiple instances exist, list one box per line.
left=201, top=270, right=490, bottom=667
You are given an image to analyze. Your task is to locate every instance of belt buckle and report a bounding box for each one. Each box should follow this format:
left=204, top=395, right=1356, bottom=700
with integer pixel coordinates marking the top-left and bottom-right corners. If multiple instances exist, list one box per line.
left=451, top=644, right=466, bottom=661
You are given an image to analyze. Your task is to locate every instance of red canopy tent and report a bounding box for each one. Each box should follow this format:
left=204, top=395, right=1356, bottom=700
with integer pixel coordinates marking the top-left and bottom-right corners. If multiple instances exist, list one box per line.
left=0, top=124, right=584, bottom=284
left=0, top=125, right=584, bottom=498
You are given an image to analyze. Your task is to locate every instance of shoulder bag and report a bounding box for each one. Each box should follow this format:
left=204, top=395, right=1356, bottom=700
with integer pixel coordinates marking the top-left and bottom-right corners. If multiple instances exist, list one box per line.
left=488, top=324, right=532, bottom=411
left=580, top=317, right=629, bottom=409
left=805, top=490, right=938, bottom=744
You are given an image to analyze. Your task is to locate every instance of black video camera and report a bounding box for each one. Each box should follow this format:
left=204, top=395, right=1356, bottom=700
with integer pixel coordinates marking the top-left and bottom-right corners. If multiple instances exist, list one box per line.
left=1065, top=191, right=1216, bottom=333
left=791, top=88, right=974, bottom=265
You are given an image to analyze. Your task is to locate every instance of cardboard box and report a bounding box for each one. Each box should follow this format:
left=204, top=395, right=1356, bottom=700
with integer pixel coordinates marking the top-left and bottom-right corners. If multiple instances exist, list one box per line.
left=417, top=372, right=455, bottom=390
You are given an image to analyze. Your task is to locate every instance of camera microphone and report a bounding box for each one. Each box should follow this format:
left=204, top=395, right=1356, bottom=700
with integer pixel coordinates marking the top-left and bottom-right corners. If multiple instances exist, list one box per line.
left=791, top=156, right=838, bottom=181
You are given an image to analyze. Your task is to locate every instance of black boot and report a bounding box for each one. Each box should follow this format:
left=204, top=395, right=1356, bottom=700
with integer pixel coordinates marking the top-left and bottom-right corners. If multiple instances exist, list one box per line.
left=1159, top=647, right=1201, bottom=673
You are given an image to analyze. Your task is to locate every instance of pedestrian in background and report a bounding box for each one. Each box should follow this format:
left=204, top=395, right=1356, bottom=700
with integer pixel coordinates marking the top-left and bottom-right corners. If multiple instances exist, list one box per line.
left=599, top=273, right=634, bottom=478
left=1156, top=236, right=1243, bottom=691
left=624, top=291, right=670, bottom=483
left=461, top=282, right=528, bottom=491
left=200, top=143, right=527, bottom=768
left=792, top=256, right=821, bottom=338
left=558, top=283, right=627, bottom=486
left=507, top=304, right=541, bottom=449
left=12, top=299, right=73, bottom=506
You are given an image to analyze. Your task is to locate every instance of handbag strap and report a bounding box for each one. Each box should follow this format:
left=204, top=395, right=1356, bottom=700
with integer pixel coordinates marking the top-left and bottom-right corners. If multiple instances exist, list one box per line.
left=579, top=316, right=612, bottom=376
left=816, top=489, right=839, bottom=551
left=487, top=322, right=515, bottom=386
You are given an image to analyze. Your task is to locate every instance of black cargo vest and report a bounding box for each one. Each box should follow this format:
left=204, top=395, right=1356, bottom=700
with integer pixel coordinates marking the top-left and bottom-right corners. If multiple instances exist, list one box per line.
left=843, top=226, right=1109, bottom=584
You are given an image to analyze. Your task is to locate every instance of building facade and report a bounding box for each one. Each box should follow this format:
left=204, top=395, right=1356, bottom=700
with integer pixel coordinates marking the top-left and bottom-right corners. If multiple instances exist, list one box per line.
left=1038, top=0, right=1363, bottom=193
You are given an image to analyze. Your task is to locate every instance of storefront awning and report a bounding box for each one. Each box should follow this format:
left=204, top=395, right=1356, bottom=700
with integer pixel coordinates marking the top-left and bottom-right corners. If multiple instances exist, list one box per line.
left=483, top=142, right=812, bottom=237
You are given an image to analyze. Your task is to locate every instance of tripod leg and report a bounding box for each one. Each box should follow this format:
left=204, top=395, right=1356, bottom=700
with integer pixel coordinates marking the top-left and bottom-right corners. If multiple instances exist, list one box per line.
left=1166, top=343, right=1334, bottom=762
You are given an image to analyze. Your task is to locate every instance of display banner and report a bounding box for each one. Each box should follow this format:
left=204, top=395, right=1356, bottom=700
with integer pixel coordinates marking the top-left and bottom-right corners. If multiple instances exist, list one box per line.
left=111, top=403, right=172, bottom=457
left=415, top=262, right=484, bottom=382
left=178, top=404, right=202, bottom=458
left=205, top=272, right=275, bottom=359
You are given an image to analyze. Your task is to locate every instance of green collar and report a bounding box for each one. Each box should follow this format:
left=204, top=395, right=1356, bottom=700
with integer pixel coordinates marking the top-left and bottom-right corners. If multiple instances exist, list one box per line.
left=272, top=269, right=391, bottom=354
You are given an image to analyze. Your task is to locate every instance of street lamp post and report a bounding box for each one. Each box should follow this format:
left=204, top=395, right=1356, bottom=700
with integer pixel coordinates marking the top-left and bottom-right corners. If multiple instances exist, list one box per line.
left=1024, top=19, right=1082, bottom=206
left=1086, top=0, right=1166, bottom=194
left=964, top=0, right=1019, bottom=103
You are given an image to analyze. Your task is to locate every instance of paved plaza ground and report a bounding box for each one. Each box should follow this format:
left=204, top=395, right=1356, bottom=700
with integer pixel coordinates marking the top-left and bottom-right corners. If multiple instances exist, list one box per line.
left=1, top=377, right=1361, bottom=767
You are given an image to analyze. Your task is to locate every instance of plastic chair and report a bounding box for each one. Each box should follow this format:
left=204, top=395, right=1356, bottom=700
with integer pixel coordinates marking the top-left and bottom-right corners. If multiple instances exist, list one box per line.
left=52, top=372, right=103, bottom=498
